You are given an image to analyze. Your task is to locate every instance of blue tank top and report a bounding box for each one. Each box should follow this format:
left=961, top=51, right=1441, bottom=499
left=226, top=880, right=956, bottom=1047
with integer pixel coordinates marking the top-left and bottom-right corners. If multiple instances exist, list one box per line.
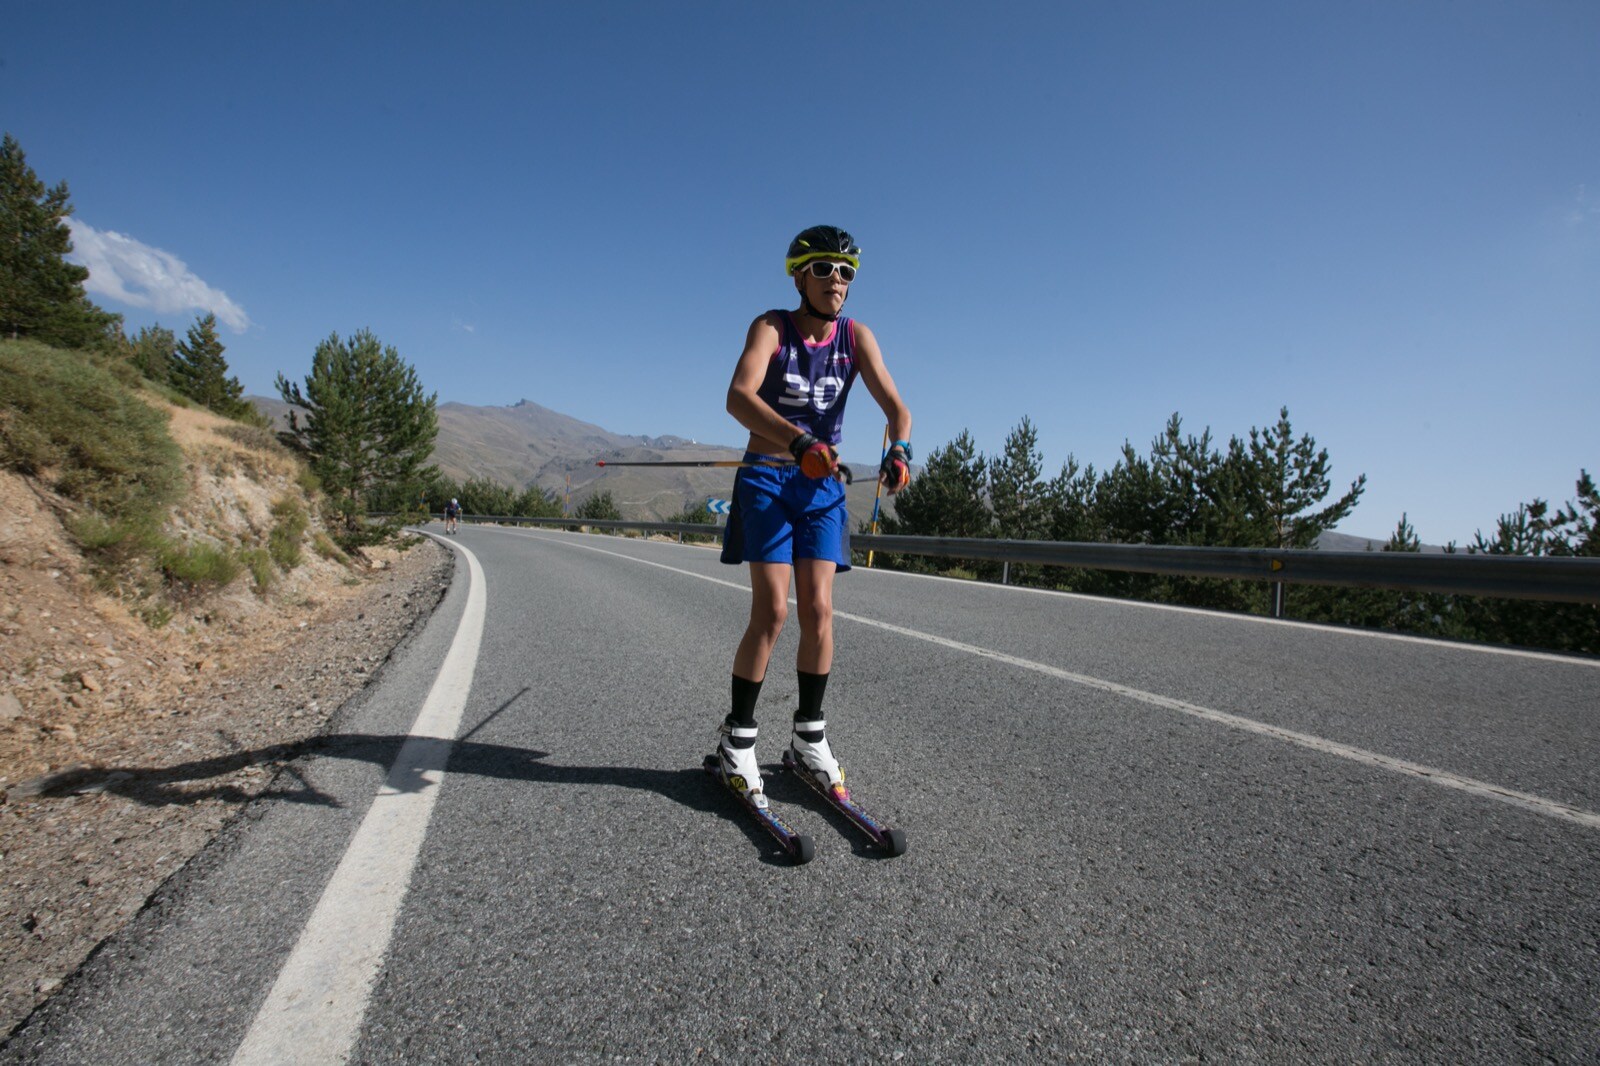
left=755, top=311, right=859, bottom=446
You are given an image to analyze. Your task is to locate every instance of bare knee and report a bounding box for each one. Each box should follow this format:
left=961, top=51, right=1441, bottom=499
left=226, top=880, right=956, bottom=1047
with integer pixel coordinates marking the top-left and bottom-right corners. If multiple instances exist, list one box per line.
left=750, top=599, right=788, bottom=640
left=796, top=596, right=832, bottom=637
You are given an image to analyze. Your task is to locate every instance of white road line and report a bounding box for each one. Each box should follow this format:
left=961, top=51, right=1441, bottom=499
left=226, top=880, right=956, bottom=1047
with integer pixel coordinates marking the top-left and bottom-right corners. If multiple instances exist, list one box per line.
left=526, top=530, right=1600, bottom=831
left=232, top=536, right=486, bottom=1066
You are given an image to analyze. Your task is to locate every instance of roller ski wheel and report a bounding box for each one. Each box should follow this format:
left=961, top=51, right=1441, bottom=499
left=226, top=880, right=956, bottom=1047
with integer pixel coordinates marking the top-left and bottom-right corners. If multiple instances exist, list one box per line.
left=882, top=827, right=907, bottom=857
left=701, top=754, right=814, bottom=865
left=781, top=749, right=907, bottom=857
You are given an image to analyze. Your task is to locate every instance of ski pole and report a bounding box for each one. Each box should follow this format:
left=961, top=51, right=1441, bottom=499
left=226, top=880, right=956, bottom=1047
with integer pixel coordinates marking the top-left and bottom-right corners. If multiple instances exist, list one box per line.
left=595, top=459, right=792, bottom=469
left=595, top=459, right=856, bottom=483
left=866, top=426, right=889, bottom=568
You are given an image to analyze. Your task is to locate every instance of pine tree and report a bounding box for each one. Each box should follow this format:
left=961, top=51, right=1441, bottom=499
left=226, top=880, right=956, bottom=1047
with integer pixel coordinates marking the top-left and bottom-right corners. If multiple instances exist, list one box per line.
left=1458, top=471, right=1599, bottom=656
left=128, top=324, right=178, bottom=386
left=1470, top=501, right=1555, bottom=556
left=171, top=313, right=246, bottom=415
left=1037, top=455, right=1101, bottom=592
left=1467, top=473, right=1599, bottom=558
left=1384, top=513, right=1421, bottom=553
left=460, top=477, right=516, bottom=517
left=665, top=497, right=716, bottom=525
left=0, top=133, right=120, bottom=348
left=1153, top=415, right=1268, bottom=609
left=1148, top=413, right=1233, bottom=546
left=987, top=416, right=1050, bottom=584
left=1228, top=407, right=1366, bottom=550
left=514, top=485, right=562, bottom=518
left=1045, top=456, right=1097, bottom=543
left=1373, top=513, right=1436, bottom=634
left=1093, top=442, right=1167, bottom=545
left=574, top=489, right=621, bottom=521
left=1297, top=513, right=1441, bottom=636
left=277, top=329, right=439, bottom=541
left=989, top=416, right=1048, bottom=541
left=1550, top=470, right=1598, bottom=557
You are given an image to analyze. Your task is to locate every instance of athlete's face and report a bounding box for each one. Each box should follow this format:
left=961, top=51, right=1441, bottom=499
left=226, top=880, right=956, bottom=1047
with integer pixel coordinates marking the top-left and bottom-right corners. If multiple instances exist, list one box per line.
left=795, top=258, right=852, bottom=315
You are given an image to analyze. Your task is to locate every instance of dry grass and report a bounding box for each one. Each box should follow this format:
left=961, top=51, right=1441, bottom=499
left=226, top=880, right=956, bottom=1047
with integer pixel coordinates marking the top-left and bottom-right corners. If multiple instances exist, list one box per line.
left=157, top=400, right=299, bottom=481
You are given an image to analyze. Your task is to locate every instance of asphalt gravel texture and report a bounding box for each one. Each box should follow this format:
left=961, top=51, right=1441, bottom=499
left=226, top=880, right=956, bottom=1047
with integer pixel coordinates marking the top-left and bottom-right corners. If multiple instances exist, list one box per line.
left=6, top=525, right=1598, bottom=1063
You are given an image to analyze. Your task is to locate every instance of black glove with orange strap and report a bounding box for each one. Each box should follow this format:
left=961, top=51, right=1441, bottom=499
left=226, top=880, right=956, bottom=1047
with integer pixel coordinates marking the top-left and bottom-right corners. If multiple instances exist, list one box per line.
left=789, top=433, right=840, bottom=480
left=879, top=441, right=911, bottom=495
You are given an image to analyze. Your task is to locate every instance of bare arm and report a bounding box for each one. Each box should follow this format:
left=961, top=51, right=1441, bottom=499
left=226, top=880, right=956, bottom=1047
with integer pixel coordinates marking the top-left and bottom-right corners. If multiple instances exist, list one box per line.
left=852, top=322, right=912, bottom=448
left=726, top=313, right=810, bottom=453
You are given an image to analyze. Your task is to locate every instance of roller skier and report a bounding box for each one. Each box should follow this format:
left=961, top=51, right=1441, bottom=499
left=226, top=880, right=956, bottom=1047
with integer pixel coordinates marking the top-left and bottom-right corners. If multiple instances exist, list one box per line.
left=708, top=225, right=912, bottom=855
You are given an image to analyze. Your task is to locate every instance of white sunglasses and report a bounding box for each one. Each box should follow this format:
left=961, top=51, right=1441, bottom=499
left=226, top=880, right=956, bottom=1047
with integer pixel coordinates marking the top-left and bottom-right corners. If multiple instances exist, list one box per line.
left=802, top=260, right=857, bottom=282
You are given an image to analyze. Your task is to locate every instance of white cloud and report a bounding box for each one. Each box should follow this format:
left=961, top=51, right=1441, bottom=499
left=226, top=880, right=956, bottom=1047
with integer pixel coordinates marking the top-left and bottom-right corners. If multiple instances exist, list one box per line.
left=1566, top=184, right=1599, bottom=227
left=66, top=219, right=251, bottom=333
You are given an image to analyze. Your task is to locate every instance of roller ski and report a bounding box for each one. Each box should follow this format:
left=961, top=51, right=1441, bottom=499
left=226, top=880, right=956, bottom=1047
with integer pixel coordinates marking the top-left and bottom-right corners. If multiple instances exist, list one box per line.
left=781, top=720, right=907, bottom=857
left=703, top=723, right=814, bottom=865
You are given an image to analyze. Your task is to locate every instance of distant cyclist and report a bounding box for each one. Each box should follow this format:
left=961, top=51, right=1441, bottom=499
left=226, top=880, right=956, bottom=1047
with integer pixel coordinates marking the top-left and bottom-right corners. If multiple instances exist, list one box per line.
left=443, top=497, right=461, bottom=535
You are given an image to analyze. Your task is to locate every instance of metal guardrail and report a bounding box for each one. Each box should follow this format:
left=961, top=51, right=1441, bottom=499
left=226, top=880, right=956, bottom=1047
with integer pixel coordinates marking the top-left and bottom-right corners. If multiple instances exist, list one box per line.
left=415, top=512, right=1600, bottom=606
left=854, top=534, right=1600, bottom=606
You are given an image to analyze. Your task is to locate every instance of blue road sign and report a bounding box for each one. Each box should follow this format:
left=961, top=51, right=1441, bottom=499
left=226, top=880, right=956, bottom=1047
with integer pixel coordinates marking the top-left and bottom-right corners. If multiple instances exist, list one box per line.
left=706, top=498, right=731, bottom=515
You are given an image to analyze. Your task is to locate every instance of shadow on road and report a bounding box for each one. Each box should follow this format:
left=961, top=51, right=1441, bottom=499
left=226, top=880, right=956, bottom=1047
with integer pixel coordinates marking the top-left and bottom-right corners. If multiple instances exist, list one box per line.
left=26, top=733, right=799, bottom=864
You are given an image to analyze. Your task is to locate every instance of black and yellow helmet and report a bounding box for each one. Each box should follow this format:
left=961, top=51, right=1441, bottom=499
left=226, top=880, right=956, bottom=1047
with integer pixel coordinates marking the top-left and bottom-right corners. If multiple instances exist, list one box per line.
left=785, top=225, right=861, bottom=276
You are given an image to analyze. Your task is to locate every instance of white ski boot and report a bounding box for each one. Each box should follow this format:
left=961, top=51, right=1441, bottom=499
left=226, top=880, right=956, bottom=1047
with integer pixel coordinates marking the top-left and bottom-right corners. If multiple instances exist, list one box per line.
left=717, top=722, right=767, bottom=808
left=788, top=718, right=843, bottom=789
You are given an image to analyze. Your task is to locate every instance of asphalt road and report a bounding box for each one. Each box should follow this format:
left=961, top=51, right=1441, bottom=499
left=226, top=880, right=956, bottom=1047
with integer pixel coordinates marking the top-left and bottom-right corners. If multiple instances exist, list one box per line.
left=6, top=525, right=1598, bottom=1063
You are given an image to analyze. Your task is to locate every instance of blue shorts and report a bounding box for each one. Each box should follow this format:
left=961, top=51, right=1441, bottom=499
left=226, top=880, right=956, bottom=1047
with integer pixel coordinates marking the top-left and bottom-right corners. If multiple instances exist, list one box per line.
left=720, top=453, right=851, bottom=572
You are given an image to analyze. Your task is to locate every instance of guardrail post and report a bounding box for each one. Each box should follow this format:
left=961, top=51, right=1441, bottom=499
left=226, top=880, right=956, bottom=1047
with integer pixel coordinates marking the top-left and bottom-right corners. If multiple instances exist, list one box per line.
left=1001, top=561, right=1010, bottom=585
left=1272, top=581, right=1285, bottom=619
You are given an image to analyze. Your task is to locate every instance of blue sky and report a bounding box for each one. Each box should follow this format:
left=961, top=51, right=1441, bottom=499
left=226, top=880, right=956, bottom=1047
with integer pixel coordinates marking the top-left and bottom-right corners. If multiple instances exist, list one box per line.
left=7, top=1, right=1596, bottom=545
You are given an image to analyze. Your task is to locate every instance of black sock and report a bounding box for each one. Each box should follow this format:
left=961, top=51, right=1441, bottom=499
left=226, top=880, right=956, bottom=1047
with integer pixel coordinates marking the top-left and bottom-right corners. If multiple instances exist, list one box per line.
left=727, top=674, right=763, bottom=730
left=795, top=670, right=829, bottom=726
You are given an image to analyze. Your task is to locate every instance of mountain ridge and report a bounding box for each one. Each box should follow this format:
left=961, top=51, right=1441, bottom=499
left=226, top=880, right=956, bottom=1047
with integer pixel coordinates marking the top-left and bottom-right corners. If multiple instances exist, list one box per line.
left=252, top=396, right=1424, bottom=542
left=249, top=395, right=898, bottom=523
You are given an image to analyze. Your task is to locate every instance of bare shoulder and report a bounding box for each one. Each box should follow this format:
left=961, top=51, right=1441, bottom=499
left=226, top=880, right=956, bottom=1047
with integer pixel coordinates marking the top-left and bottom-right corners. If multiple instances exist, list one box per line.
left=737, top=312, right=784, bottom=365
left=851, top=319, right=882, bottom=355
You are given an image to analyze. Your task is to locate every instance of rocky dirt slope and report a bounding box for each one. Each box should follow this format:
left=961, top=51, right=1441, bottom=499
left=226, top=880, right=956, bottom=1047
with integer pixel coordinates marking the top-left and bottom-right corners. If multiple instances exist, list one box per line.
left=0, top=400, right=454, bottom=1036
